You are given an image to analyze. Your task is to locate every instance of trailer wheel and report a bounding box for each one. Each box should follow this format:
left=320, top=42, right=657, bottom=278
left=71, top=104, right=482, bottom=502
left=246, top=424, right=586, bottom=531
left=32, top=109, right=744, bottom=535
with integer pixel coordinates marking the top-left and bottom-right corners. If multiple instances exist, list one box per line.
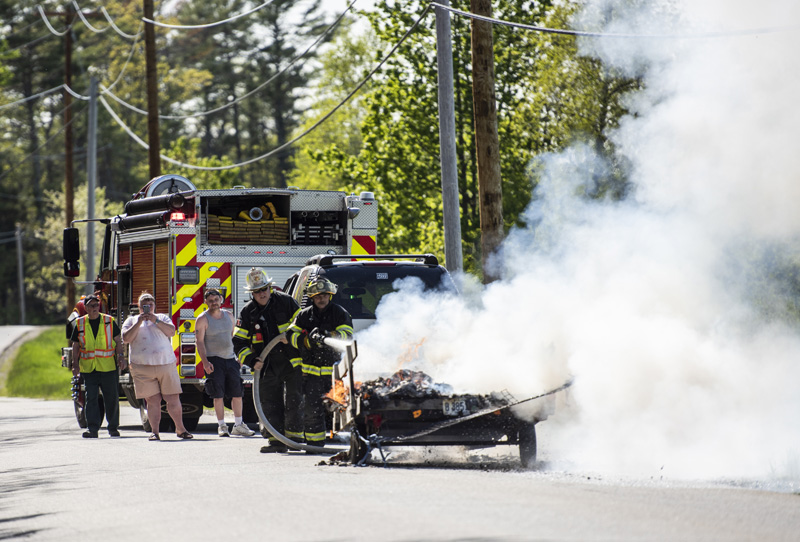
left=349, top=430, right=368, bottom=465
left=519, top=424, right=537, bottom=468
left=74, top=400, right=87, bottom=429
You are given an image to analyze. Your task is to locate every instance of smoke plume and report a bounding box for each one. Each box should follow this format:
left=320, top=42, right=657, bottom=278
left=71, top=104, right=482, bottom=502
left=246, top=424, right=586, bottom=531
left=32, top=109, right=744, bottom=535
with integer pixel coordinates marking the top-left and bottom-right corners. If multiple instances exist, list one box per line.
left=356, top=0, right=800, bottom=481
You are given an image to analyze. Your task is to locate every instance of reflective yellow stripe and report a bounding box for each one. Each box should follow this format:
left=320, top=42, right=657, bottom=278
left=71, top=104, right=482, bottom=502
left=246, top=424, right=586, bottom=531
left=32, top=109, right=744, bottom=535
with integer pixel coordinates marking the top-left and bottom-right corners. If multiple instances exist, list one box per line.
left=285, top=430, right=304, bottom=440
left=233, top=327, right=249, bottom=340
left=237, top=348, right=252, bottom=364
left=305, top=431, right=325, bottom=442
left=335, top=324, right=353, bottom=339
left=277, top=322, right=291, bottom=332
left=301, top=364, right=321, bottom=376
left=320, top=366, right=333, bottom=376
left=290, top=357, right=302, bottom=368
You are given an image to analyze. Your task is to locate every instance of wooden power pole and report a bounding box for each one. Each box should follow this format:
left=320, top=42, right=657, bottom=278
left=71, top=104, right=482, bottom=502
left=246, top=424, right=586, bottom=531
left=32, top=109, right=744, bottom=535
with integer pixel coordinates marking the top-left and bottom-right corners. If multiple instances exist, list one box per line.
left=64, top=8, right=76, bottom=313
left=143, top=0, right=161, bottom=178
left=470, top=0, right=503, bottom=284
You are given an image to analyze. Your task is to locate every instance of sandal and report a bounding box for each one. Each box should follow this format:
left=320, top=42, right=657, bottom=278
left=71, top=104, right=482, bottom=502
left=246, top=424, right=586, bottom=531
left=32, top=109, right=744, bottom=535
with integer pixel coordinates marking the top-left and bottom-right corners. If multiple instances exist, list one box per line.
left=149, top=433, right=160, bottom=441
left=176, top=432, right=193, bottom=440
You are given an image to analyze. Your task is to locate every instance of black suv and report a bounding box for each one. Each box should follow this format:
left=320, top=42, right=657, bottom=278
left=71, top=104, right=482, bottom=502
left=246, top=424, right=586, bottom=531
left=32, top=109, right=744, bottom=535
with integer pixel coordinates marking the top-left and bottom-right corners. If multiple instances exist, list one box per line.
left=282, top=254, right=456, bottom=332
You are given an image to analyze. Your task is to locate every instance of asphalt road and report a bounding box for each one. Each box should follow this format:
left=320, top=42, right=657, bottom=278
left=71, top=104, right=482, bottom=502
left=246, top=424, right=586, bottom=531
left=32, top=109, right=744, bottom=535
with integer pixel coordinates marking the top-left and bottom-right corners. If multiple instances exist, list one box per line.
left=1, top=396, right=798, bottom=541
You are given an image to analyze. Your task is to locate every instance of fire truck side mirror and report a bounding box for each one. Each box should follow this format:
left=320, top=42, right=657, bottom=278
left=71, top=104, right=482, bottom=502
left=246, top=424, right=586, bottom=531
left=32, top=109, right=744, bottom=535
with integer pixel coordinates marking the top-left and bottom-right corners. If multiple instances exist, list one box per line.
left=63, top=228, right=81, bottom=278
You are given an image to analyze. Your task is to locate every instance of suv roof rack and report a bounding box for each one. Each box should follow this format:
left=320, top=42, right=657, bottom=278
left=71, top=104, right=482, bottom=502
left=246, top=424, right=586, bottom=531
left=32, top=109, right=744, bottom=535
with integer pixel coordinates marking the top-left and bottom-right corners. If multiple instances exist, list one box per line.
left=307, top=254, right=439, bottom=267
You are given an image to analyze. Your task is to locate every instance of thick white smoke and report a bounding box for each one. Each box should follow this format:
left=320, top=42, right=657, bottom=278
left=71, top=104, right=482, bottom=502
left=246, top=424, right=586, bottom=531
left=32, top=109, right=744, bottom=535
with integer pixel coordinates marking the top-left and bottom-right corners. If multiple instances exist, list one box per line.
left=355, top=0, right=800, bottom=481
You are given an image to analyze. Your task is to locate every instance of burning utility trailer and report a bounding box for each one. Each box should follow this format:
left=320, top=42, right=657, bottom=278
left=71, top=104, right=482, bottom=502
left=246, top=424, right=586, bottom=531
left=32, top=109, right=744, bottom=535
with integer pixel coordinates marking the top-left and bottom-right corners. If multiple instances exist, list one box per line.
left=254, top=333, right=570, bottom=467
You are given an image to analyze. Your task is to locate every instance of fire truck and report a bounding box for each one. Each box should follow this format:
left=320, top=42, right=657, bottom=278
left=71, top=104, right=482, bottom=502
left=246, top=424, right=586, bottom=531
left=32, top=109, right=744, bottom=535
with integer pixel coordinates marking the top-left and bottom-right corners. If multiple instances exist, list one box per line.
left=62, top=174, right=378, bottom=432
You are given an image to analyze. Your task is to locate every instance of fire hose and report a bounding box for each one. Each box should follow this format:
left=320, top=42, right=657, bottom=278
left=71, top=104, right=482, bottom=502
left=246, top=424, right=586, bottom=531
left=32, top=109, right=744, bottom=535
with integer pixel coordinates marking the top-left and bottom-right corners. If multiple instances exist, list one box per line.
left=252, top=333, right=348, bottom=455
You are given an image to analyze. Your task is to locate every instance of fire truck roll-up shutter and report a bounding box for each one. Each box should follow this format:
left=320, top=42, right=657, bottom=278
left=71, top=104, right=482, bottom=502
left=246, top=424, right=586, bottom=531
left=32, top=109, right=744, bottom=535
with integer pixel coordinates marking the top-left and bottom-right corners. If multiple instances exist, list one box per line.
left=130, top=241, right=169, bottom=312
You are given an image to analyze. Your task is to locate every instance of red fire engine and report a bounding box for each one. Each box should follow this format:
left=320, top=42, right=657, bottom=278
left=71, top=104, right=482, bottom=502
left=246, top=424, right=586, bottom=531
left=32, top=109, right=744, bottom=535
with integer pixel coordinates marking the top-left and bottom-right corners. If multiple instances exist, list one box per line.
left=62, top=174, right=378, bottom=432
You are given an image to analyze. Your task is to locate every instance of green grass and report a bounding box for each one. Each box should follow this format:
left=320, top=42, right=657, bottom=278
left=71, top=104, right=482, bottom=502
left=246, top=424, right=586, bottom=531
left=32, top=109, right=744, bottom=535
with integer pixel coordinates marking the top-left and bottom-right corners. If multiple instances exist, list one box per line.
left=4, top=327, right=73, bottom=399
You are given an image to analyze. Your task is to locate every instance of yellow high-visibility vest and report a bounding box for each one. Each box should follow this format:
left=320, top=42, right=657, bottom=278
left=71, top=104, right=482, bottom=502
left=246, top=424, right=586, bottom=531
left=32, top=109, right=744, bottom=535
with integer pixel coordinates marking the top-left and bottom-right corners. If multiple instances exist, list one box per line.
left=77, top=314, right=117, bottom=373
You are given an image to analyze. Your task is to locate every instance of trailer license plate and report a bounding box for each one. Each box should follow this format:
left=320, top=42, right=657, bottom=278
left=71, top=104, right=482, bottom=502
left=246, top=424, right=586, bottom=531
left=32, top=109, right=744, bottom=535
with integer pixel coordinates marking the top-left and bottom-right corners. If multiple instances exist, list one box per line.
left=442, top=398, right=467, bottom=416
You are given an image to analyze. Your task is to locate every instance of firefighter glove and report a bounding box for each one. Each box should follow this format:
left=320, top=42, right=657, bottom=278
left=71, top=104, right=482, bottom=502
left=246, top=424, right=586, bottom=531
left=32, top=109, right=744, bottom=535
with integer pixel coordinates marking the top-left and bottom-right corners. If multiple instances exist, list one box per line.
left=309, top=328, right=327, bottom=347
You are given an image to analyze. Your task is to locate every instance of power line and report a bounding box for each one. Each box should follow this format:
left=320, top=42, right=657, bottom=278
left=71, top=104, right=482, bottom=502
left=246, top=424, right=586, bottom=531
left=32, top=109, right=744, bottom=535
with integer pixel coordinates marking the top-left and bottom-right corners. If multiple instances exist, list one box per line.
left=99, top=3, right=433, bottom=171
left=71, top=0, right=109, bottom=34
left=36, top=5, right=73, bottom=37
left=142, top=0, right=278, bottom=30
left=102, top=0, right=358, bottom=121
left=0, top=102, right=87, bottom=186
left=100, top=7, right=143, bottom=40
left=434, top=3, right=796, bottom=39
left=0, top=85, right=67, bottom=111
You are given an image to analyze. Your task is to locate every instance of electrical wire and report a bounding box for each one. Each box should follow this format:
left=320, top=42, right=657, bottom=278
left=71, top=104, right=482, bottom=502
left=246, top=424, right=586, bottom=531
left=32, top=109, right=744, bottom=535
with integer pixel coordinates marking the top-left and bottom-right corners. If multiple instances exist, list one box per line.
left=101, top=7, right=143, bottom=40
left=433, top=2, right=796, bottom=39
left=37, top=5, right=72, bottom=37
left=2, top=33, right=51, bottom=55
left=0, top=85, right=66, bottom=111
left=0, top=102, right=87, bottom=186
left=100, top=4, right=433, bottom=171
left=71, top=0, right=108, bottom=34
left=102, top=0, right=358, bottom=120
left=142, top=0, right=278, bottom=30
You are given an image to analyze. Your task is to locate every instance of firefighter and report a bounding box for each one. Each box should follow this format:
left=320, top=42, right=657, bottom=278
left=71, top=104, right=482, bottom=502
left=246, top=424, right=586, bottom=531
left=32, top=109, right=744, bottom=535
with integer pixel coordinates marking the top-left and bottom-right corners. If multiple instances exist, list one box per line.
left=287, top=277, right=353, bottom=448
left=233, top=268, right=304, bottom=453
left=69, top=294, right=126, bottom=438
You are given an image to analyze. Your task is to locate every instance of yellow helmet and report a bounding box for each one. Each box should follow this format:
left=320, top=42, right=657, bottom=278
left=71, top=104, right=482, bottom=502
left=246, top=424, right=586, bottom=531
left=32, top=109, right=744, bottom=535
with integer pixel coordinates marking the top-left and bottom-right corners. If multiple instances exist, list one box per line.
left=306, top=277, right=337, bottom=297
left=244, top=267, right=273, bottom=292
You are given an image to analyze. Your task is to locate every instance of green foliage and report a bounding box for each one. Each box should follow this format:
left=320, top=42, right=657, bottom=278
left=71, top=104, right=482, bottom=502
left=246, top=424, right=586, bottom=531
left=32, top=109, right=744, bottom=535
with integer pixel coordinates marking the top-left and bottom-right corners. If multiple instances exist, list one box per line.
left=4, top=327, right=71, bottom=399
left=316, top=0, right=640, bottom=275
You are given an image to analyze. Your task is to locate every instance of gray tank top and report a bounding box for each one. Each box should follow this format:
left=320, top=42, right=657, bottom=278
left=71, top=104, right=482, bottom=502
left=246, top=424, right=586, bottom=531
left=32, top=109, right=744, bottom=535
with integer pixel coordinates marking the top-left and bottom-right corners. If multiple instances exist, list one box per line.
left=202, top=309, right=235, bottom=359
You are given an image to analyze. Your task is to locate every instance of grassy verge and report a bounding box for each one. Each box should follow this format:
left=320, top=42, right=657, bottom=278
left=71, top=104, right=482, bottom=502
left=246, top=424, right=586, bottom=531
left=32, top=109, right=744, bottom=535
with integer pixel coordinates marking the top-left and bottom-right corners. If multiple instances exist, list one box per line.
left=4, top=327, right=72, bottom=399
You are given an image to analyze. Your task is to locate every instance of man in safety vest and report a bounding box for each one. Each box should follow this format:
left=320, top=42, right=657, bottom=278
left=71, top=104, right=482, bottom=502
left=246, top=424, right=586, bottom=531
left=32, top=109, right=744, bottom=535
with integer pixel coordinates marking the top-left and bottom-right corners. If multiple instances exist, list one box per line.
left=69, top=294, right=126, bottom=438
left=233, top=268, right=303, bottom=453
left=287, top=277, right=353, bottom=448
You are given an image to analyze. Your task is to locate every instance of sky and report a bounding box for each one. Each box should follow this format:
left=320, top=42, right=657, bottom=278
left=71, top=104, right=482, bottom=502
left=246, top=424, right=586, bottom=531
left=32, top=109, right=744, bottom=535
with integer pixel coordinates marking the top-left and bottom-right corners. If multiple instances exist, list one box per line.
left=353, top=0, right=800, bottom=484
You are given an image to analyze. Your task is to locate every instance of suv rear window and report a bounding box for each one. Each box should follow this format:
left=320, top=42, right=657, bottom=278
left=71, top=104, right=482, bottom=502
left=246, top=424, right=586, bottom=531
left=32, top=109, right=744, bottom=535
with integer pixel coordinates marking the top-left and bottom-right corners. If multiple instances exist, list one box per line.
left=323, top=265, right=452, bottom=320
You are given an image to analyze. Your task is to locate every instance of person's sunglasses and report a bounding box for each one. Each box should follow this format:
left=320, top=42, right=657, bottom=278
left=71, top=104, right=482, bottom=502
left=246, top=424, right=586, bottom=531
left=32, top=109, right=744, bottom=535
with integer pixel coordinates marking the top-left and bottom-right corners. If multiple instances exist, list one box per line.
left=253, top=287, right=270, bottom=294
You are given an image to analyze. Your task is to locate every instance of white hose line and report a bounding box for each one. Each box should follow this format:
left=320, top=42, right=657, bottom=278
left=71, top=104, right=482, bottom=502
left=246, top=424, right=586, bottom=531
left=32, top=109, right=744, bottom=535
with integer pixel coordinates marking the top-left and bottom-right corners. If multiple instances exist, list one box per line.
left=252, top=333, right=343, bottom=455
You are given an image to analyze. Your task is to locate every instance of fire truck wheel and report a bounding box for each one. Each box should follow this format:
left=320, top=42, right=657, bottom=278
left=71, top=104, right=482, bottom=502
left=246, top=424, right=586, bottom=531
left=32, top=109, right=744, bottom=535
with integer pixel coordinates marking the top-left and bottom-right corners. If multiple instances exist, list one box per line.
left=519, top=424, right=537, bottom=469
left=349, top=430, right=368, bottom=465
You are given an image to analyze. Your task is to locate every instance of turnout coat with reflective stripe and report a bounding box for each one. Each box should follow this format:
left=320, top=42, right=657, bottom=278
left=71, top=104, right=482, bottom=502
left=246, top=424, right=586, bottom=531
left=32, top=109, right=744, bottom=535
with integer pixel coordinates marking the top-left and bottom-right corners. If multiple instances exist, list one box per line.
left=76, top=314, right=117, bottom=373
left=233, top=291, right=301, bottom=369
left=288, top=303, right=353, bottom=377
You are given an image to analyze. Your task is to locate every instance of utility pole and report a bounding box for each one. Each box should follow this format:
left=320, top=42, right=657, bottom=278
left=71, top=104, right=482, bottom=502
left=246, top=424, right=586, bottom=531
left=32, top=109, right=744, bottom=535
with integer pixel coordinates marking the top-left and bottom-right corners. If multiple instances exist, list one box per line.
left=470, top=0, right=503, bottom=283
left=86, top=77, right=98, bottom=293
left=434, top=1, right=463, bottom=273
left=15, top=225, right=25, bottom=325
left=64, top=8, right=76, bottom=312
left=143, top=0, right=161, bottom=178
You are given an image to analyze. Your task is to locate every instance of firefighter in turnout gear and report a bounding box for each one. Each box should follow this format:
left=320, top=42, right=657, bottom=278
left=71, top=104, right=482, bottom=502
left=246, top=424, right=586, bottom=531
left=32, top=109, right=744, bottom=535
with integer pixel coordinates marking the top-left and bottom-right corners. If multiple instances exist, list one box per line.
left=233, top=268, right=303, bottom=453
left=287, top=277, right=353, bottom=448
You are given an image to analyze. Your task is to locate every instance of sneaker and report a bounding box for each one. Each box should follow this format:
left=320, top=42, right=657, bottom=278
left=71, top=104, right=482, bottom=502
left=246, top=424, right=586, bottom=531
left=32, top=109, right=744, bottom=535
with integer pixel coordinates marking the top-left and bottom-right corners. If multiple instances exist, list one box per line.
left=218, top=424, right=230, bottom=437
left=82, top=431, right=98, bottom=439
left=260, top=442, right=289, bottom=453
left=108, top=429, right=121, bottom=437
left=232, top=423, right=255, bottom=437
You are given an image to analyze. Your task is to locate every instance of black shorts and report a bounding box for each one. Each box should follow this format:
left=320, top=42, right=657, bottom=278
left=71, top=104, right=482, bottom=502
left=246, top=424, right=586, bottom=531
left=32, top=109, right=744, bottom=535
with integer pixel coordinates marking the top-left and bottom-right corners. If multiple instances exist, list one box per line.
left=205, top=356, right=244, bottom=399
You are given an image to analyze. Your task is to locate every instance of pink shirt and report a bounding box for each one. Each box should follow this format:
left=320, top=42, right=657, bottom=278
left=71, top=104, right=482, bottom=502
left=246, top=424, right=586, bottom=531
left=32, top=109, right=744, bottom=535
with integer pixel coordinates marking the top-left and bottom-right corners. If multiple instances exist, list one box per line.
left=121, top=313, right=175, bottom=366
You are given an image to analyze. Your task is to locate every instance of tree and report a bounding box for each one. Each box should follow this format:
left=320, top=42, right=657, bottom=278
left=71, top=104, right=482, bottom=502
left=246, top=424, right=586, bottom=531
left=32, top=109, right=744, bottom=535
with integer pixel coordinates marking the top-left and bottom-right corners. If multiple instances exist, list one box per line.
left=316, top=0, right=640, bottom=276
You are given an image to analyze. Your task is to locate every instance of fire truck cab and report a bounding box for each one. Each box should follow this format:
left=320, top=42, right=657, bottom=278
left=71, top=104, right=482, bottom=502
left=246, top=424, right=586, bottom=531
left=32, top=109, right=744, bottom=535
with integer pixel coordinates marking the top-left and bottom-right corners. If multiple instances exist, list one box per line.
left=63, top=174, right=378, bottom=432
